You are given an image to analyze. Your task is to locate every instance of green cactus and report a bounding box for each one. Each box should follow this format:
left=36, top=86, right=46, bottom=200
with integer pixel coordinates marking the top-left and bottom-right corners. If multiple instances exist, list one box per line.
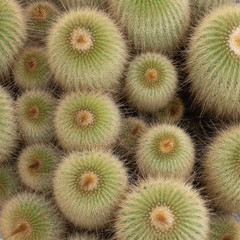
left=47, top=8, right=128, bottom=92
left=187, top=5, right=240, bottom=119
left=0, top=192, right=64, bottom=240
left=115, top=178, right=209, bottom=240
left=16, top=90, right=56, bottom=144
left=17, top=144, right=60, bottom=192
left=136, top=124, right=195, bottom=179
left=0, top=0, right=26, bottom=77
left=13, top=46, right=51, bottom=90
left=203, top=125, right=240, bottom=213
left=124, top=53, right=178, bottom=112
left=0, top=86, right=18, bottom=164
left=210, top=215, right=240, bottom=240
left=53, top=150, right=128, bottom=230
left=109, top=0, right=190, bottom=54
left=54, top=91, right=121, bottom=151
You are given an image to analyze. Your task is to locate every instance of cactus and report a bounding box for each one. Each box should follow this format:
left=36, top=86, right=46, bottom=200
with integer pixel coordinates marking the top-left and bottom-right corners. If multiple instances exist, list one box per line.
left=67, top=233, right=100, bottom=240
left=0, top=165, right=19, bottom=207
left=187, top=5, right=240, bottom=119
left=16, top=90, right=56, bottom=144
left=0, top=86, right=18, bottom=164
left=210, top=215, right=240, bottom=240
left=13, top=46, right=51, bottom=90
left=26, top=1, right=59, bottom=44
left=124, top=53, right=178, bottom=112
left=136, top=124, right=195, bottom=179
left=115, top=178, right=209, bottom=240
left=17, top=144, right=59, bottom=192
left=61, top=0, right=103, bottom=9
left=109, top=0, right=190, bottom=54
left=53, top=150, right=128, bottom=230
left=203, top=125, right=240, bottom=213
left=47, top=8, right=128, bottom=92
left=0, top=0, right=26, bottom=77
left=0, top=192, right=64, bottom=240
left=55, top=91, right=121, bottom=151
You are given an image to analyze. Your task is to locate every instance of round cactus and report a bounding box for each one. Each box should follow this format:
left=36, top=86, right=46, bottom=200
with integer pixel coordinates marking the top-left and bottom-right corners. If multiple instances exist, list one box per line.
left=16, top=90, right=56, bottom=144
left=203, top=125, right=240, bottom=213
left=0, top=192, right=64, bottom=240
left=0, top=0, right=26, bottom=77
left=13, top=46, right=51, bottom=90
left=17, top=144, right=59, bottom=192
left=47, top=8, right=127, bottom=92
left=0, top=86, right=18, bottom=163
left=115, top=178, right=209, bottom=240
left=124, top=53, right=178, bottom=112
left=67, top=233, right=100, bottom=240
left=55, top=91, right=121, bottom=151
left=187, top=5, right=240, bottom=119
left=109, top=0, right=190, bottom=54
left=136, top=124, right=195, bottom=179
left=210, top=215, right=240, bottom=240
left=61, top=0, right=103, bottom=9
left=26, top=1, right=59, bottom=44
left=0, top=165, right=19, bottom=207
left=53, top=150, right=128, bottom=230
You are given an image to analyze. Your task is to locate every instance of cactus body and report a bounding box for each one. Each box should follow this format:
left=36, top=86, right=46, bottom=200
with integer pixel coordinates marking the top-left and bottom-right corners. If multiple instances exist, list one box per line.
left=187, top=6, right=240, bottom=119
left=47, top=8, right=127, bottom=92
left=136, top=124, right=195, bottom=179
left=67, top=233, right=100, bottom=240
left=109, top=0, right=190, bottom=54
left=16, top=90, right=55, bottom=144
left=115, top=178, right=209, bottom=240
left=53, top=150, right=128, bottom=230
left=125, top=53, right=178, bottom=112
left=61, top=0, right=103, bottom=9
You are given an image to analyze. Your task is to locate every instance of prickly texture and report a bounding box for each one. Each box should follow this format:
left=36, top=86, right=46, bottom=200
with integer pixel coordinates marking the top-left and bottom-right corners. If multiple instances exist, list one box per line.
left=13, top=47, right=51, bottom=90
left=0, top=0, right=26, bottom=77
left=17, top=144, right=59, bottom=192
left=67, top=233, right=100, bottom=240
left=0, top=86, right=18, bottom=163
left=26, top=1, right=59, bottom=44
left=16, top=90, right=55, bottom=144
left=0, top=192, right=64, bottom=240
left=136, top=124, right=195, bottom=179
left=47, top=8, right=127, bottom=92
left=55, top=91, right=121, bottom=151
left=203, top=125, right=240, bottom=213
left=115, top=178, right=209, bottom=240
left=154, top=97, right=184, bottom=124
left=109, top=0, right=190, bottom=54
left=187, top=6, right=240, bottom=119
left=61, top=0, right=103, bottom=9
left=53, top=150, right=128, bottom=230
left=210, top=215, right=240, bottom=240
left=120, top=117, right=148, bottom=152
left=125, top=53, right=178, bottom=112
left=0, top=165, right=19, bottom=207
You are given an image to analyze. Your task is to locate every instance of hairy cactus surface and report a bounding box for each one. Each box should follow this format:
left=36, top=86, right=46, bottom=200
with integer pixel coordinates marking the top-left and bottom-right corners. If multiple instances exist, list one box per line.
left=67, top=233, right=100, bottom=240
left=61, top=0, right=103, bottom=9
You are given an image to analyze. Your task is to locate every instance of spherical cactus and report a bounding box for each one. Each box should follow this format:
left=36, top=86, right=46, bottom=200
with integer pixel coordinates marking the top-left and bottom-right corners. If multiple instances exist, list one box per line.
left=26, top=1, right=59, bottom=44
left=17, top=144, right=60, bottom=192
left=53, top=150, right=128, bottom=230
left=13, top=46, right=51, bottom=90
left=136, top=124, right=195, bottom=179
left=0, top=192, right=64, bottom=240
left=109, top=0, right=190, bottom=54
left=61, top=0, right=103, bottom=9
left=47, top=8, right=128, bottom=92
left=16, top=90, right=56, bottom=144
left=187, top=6, right=240, bottom=119
left=67, top=233, right=100, bottom=240
left=0, top=86, right=18, bottom=163
left=210, top=215, right=240, bottom=240
left=119, top=117, right=148, bottom=152
left=203, top=125, right=240, bottom=213
left=0, top=165, right=18, bottom=207
left=55, top=91, right=121, bottom=151
left=125, top=53, right=178, bottom=112
left=154, top=97, right=184, bottom=124
left=115, top=178, right=209, bottom=240
left=0, top=0, right=26, bottom=77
